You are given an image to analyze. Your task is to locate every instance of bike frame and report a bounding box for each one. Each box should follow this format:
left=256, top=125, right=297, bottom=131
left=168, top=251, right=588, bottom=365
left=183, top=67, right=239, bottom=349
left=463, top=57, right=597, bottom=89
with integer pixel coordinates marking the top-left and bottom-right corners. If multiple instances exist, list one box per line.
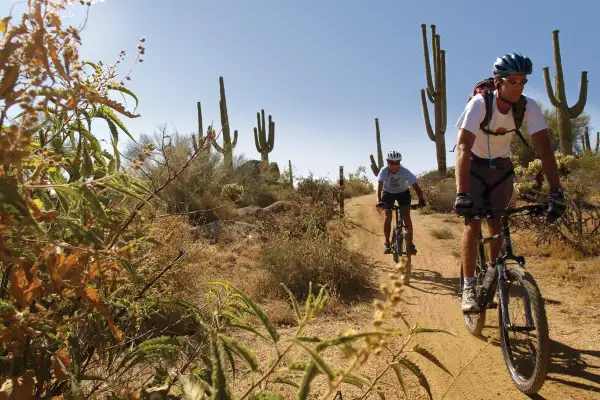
left=470, top=204, right=545, bottom=332
left=389, top=204, right=419, bottom=259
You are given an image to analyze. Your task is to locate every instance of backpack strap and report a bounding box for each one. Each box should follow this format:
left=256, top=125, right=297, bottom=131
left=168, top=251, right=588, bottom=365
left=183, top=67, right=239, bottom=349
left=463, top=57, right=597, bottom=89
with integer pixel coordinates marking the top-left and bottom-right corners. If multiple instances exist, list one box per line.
left=478, top=92, right=536, bottom=154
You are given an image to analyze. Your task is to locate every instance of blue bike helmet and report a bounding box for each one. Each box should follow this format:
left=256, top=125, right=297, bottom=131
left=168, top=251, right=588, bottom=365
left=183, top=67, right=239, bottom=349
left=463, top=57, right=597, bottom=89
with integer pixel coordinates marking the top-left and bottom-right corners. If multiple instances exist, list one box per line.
left=493, top=52, right=533, bottom=76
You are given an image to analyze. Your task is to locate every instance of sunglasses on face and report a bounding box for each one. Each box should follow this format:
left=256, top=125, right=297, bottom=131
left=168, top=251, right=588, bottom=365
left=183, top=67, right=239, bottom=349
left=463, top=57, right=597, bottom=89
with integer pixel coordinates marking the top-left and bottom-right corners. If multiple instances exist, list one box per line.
left=388, top=161, right=400, bottom=165
left=502, top=77, right=528, bottom=86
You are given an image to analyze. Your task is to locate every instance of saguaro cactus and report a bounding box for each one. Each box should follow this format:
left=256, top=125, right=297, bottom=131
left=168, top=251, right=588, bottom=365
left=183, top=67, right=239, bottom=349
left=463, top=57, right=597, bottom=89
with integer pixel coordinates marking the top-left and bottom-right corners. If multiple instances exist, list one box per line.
left=288, top=159, right=293, bottom=187
left=596, top=132, right=599, bottom=153
left=369, top=118, right=383, bottom=177
left=420, top=23, right=447, bottom=177
left=253, top=109, right=275, bottom=164
left=582, top=126, right=592, bottom=153
left=543, top=30, right=588, bottom=155
left=191, top=101, right=204, bottom=153
left=212, top=76, right=238, bottom=169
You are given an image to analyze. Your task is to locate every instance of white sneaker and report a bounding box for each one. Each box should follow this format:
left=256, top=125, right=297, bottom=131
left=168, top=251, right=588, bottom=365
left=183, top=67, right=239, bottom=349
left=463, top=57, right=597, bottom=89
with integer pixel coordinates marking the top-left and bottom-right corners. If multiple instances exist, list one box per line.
left=461, top=287, right=480, bottom=312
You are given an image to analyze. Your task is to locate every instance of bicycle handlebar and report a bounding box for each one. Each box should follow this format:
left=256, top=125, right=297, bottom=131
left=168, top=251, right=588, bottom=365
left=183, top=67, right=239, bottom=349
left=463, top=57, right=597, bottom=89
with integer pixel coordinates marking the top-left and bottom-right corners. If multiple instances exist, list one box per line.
left=376, top=203, right=421, bottom=211
left=459, top=202, right=549, bottom=219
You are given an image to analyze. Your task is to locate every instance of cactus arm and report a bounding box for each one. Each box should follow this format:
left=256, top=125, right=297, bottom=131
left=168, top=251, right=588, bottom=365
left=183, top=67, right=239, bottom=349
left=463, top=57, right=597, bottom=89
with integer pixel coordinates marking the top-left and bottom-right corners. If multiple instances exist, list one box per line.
left=440, top=49, right=447, bottom=134
left=568, top=71, right=588, bottom=118
left=433, top=34, right=441, bottom=95
left=213, top=140, right=224, bottom=153
left=375, top=118, right=383, bottom=167
left=421, top=24, right=435, bottom=98
left=253, top=127, right=262, bottom=152
left=232, top=130, right=238, bottom=148
left=370, top=155, right=380, bottom=176
left=543, top=67, right=561, bottom=108
left=267, top=118, right=275, bottom=151
left=421, top=89, right=436, bottom=142
left=197, top=101, right=203, bottom=138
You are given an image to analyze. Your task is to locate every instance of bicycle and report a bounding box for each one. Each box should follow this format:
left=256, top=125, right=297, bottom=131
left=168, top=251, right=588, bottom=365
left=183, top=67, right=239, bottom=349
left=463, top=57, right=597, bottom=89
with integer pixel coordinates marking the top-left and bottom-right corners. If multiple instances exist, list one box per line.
left=457, top=202, right=551, bottom=395
left=377, top=203, right=420, bottom=284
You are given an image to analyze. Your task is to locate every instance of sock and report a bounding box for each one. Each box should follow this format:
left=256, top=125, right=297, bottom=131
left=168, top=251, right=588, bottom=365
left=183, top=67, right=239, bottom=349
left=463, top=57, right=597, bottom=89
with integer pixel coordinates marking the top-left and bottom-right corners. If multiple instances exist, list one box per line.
left=464, top=277, right=476, bottom=290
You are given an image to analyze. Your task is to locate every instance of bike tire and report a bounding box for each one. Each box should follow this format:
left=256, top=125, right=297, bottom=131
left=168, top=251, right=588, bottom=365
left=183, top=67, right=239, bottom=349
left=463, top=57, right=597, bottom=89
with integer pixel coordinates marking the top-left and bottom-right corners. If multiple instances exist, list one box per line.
left=393, top=229, right=402, bottom=264
left=461, top=260, right=487, bottom=336
left=498, top=267, right=550, bottom=395
left=401, top=229, right=412, bottom=285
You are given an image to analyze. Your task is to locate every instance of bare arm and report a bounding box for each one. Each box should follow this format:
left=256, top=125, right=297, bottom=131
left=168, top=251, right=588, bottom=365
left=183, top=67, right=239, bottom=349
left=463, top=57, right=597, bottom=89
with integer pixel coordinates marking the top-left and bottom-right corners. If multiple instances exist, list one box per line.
left=377, top=181, right=383, bottom=202
left=456, top=128, right=476, bottom=193
left=411, top=183, right=424, bottom=200
left=530, top=129, right=562, bottom=189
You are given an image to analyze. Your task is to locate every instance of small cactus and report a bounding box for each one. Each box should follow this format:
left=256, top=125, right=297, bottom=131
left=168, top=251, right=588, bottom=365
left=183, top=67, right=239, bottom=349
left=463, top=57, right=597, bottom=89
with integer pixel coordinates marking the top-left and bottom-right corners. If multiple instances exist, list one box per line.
left=543, top=30, right=588, bottom=155
left=253, top=109, right=275, bottom=164
left=221, top=183, right=245, bottom=202
left=212, top=76, right=238, bottom=169
left=369, top=118, right=383, bottom=176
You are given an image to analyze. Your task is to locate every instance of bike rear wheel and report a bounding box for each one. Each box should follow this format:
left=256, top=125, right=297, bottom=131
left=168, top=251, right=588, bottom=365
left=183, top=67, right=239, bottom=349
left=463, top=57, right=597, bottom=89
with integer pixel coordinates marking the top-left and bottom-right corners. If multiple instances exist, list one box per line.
left=498, top=267, right=550, bottom=395
left=392, top=229, right=402, bottom=264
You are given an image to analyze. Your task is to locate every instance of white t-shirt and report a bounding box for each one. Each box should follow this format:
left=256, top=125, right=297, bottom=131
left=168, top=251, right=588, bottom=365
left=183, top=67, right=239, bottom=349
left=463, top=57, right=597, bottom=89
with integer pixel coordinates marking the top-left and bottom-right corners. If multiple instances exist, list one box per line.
left=455, top=92, right=547, bottom=159
left=377, top=166, right=417, bottom=193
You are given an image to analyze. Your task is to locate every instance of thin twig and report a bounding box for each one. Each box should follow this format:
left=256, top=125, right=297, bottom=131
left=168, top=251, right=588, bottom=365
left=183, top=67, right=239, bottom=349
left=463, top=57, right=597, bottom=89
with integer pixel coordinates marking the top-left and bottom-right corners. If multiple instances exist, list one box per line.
left=440, top=340, right=491, bottom=399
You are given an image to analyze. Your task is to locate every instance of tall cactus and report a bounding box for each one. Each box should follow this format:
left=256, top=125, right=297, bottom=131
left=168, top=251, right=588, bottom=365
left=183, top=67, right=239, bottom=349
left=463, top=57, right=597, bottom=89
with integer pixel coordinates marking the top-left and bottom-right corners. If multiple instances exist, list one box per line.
left=596, top=132, right=600, bottom=153
left=369, top=118, right=383, bottom=176
left=543, top=30, right=588, bottom=156
left=253, top=109, right=275, bottom=164
left=191, top=101, right=204, bottom=153
left=420, top=23, right=447, bottom=177
left=288, top=159, right=293, bottom=187
left=212, top=76, right=238, bottom=169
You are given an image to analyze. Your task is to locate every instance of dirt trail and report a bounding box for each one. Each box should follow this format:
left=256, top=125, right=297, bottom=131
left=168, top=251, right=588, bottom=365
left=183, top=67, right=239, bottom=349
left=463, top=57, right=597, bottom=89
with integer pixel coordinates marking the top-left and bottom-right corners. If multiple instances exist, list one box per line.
left=342, top=193, right=600, bottom=400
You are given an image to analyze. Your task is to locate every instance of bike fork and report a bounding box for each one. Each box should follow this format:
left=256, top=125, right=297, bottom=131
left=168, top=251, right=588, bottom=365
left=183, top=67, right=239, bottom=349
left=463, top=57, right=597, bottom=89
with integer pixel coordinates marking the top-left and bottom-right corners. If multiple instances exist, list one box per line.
left=497, top=263, right=535, bottom=332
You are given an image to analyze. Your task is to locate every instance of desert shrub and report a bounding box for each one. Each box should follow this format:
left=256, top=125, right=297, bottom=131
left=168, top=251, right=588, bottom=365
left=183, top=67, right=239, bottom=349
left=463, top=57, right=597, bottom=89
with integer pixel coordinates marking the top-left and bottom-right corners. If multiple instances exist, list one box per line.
left=345, top=166, right=375, bottom=198
left=259, top=235, right=376, bottom=301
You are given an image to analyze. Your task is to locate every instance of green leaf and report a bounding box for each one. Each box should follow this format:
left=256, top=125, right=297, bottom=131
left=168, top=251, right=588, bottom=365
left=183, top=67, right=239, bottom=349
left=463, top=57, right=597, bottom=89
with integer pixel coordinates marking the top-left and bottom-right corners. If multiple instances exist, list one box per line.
left=294, top=341, right=335, bottom=380
left=97, top=105, right=136, bottom=143
left=315, top=331, right=388, bottom=352
left=251, top=392, right=286, bottom=400
left=410, top=327, right=456, bottom=337
left=82, top=61, right=103, bottom=75
left=102, top=181, right=150, bottom=205
left=391, top=363, right=408, bottom=399
left=272, top=377, right=299, bottom=388
left=397, top=357, right=433, bottom=400
left=340, top=374, right=369, bottom=389
left=80, top=184, right=107, bottom=219
left=210, top=334, right=232, bottom=400
left=286, top=361, right=310, bottom=372
left=105, top=118, right=121, bottom=171
left=227, top=321, right=269, bottom=342
left=81, top=141, right=94, bottom=178
left=218, top=334, right=259, bottom=371
left=413, top=345, right=452, bottom=376
left=280, top=283, right=302, bottom=323
left=223, top=343, right=236, bottom=381
left=70, top=374, right=85, bottom=400
left=297, top=363, right=318, bottom=400
left=179, top=373, right=207, bottom=400
left=109, top=83, right=139, bottom=112
left=296, top=336, right=322, bottom=343
left=228, top=284, right=279, bottom=343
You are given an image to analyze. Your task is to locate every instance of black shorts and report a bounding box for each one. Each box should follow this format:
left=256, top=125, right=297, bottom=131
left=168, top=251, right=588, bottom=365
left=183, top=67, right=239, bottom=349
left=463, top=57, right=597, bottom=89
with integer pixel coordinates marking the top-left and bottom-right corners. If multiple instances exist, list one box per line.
left=381, top=189, right=411, bottom=210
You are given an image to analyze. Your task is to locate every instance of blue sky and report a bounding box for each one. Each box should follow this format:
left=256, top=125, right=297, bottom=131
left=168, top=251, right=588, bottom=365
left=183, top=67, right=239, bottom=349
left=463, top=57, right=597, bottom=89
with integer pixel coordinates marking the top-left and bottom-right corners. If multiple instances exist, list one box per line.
left=3, top=0, right=599, bottom=184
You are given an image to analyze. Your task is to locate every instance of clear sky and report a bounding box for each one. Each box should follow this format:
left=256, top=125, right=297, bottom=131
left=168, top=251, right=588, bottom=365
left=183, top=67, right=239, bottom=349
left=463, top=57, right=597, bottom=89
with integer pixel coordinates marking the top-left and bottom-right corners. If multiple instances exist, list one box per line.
left=3, top=0, right=599, bottom=184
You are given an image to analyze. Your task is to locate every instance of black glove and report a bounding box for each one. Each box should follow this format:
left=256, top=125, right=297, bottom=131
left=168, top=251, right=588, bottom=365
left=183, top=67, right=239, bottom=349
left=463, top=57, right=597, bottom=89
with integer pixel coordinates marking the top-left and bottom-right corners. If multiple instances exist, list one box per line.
left=454, top=193, right=473, bottom=216
left=547, top=187, right=566, bottom=223
left=418, top=198, right=426, bottom=208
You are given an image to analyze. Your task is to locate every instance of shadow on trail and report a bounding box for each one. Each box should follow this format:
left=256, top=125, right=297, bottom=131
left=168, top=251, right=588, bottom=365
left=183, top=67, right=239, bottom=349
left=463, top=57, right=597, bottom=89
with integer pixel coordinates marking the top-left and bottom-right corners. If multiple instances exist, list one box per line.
left=407, top=267, right=460, bottom=297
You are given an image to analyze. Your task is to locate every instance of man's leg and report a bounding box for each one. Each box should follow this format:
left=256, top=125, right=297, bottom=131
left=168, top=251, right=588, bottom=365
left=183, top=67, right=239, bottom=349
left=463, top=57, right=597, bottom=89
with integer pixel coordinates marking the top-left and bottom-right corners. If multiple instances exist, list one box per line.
left=461, top=219, right=482, bottom=311
left=485, top=218, right=503, bottom=265
left=384, top=210, right=392, bottom=244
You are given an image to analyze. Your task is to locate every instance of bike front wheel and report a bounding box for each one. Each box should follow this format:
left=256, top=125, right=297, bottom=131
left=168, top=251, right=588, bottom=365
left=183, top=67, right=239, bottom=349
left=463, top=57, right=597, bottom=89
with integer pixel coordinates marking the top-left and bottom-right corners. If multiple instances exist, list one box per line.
left=498, top=267, right=550, bottom=395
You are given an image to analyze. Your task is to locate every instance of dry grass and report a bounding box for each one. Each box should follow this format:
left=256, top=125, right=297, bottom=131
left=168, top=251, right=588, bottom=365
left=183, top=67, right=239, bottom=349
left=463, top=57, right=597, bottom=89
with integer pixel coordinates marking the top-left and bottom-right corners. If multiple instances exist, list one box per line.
left=430, top=227, right=454, bottom=240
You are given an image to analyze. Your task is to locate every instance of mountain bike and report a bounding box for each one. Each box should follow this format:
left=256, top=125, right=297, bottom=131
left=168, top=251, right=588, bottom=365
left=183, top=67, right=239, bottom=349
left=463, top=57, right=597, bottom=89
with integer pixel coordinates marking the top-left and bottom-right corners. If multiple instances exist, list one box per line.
left=378, top=203, right=420, bottom=284
left=458, top=202, right=551, bottom=395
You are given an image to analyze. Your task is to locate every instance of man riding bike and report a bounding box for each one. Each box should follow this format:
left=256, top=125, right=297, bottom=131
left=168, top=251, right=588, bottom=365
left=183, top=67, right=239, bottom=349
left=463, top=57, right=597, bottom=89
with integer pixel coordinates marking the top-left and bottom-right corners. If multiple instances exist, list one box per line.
left=454, top=52, right=567, bottom=312
left=376, top=150, right=426, bottom=255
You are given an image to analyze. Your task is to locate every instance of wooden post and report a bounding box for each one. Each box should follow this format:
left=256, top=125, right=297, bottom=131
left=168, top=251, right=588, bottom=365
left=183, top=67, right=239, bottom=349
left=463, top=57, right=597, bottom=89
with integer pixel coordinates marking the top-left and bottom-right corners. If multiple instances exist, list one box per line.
left=339, top=165, right=345, bottom=217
